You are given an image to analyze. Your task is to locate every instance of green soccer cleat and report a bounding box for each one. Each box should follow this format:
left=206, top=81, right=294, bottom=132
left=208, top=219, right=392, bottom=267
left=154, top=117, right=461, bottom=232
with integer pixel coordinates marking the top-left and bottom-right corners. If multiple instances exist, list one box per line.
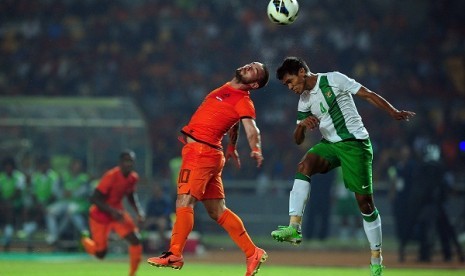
left=370, top=264, right=385, bottom=276
left=271, top=225, right=302, bottom=245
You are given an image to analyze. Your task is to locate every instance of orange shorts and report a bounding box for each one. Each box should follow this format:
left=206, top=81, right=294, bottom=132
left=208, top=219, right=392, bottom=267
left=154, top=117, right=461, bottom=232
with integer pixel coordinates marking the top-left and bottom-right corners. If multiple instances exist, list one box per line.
left=177, top=142, right=225, bottom=200
left=89, top=211, right=137, bottom=252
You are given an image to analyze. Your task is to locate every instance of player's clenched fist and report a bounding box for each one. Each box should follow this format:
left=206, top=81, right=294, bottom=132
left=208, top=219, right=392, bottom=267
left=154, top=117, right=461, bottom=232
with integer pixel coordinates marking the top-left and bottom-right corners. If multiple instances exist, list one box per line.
left=225, top=144, right=241, bottom=169
left=250, top=149, right=263, bottom=168
left=299, top=116, right=319, bottom=130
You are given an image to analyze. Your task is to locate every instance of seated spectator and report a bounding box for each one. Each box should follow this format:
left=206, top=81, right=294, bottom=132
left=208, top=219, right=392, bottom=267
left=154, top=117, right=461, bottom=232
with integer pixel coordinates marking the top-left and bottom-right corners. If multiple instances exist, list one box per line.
left=0, top=157, right=26, bottom=251
left=47, top=157, right=91, bottom=245
left=143, top=182, right=173, bottom=252
left=28, top=155, right=61, bottom=246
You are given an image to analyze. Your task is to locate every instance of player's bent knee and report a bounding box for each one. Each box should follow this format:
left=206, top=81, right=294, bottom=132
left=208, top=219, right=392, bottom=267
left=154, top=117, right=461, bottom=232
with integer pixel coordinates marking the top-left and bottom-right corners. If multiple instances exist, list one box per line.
left=207, top=209, right=222, bottom=221
left=125, top=232, right=142, bottom=245
left=299, top=154, right=324, bottom=176
left=297, top=161, right=317, bottom=176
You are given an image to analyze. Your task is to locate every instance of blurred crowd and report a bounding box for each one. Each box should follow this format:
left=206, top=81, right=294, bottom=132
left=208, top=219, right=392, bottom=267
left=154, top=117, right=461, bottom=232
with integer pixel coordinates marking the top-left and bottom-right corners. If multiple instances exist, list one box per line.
left=0, top=153, right=173, bottom=253
left=1, top=0, right=464, bottom=259
left=1, top=0, right=464, bottom=183
left=0, top=155, right=92, bottom=251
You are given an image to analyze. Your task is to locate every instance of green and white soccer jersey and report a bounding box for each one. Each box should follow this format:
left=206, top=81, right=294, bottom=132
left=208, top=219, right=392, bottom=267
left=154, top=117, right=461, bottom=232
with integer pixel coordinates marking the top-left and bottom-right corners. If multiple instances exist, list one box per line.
left=297, top=72, right=369, bottom=142
left=298, top=72, right=374, bottom=194
left=31, top=169, right=60, bottom=204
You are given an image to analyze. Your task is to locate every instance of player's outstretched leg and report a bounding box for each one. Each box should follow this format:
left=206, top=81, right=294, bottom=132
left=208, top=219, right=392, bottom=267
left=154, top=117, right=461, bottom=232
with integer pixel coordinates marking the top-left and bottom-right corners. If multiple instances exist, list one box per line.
left=245, top=247, right=268, bottom=276
left=272, top=176, right=309, bottom=245
left=147, top=252, right=184, bottom=270
left=271, top=225, right=302, bottom=245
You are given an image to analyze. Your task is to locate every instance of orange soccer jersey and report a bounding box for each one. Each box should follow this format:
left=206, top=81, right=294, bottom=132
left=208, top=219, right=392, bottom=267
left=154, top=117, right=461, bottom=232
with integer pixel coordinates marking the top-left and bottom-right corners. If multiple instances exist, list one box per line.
left=177, top=83, right=257, bottom=200
left=86, top=167, right=139, bottom=251
left=181, top=82, right=256, bottom=149
left=89, top=167, right=139, bottom=223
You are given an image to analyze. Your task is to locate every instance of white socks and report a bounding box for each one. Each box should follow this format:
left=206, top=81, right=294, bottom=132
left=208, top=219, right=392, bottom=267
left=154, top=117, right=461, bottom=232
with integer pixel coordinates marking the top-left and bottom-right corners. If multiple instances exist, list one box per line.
left=288, top=179, right=310, bottom=216
left=362, top=213, right=382, bottom=251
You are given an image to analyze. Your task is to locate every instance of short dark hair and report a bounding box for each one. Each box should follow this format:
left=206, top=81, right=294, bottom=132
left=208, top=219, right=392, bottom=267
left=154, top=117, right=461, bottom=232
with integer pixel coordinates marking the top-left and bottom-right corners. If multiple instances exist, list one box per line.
left=276, top=57, right=310, bottom=80
left=257, top=63, right=270, bottom=88
left=120, top=149, right=136, bottom=160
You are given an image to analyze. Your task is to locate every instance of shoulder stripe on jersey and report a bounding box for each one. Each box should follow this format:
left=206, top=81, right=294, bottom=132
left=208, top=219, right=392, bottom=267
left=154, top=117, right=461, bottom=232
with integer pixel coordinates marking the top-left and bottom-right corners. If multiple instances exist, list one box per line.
left=319, top=76, right=355, bottom=140
left=297, top=111, right=312, bottom=121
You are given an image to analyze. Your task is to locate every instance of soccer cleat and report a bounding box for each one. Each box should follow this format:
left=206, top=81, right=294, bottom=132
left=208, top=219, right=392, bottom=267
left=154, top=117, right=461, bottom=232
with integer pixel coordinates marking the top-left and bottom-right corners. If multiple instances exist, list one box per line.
left=271, top=225, right=302, bottom=245
left=245, top=247, right=268, bottom=276
left=147, top=252, right=184, bottom=270
left=370, top=264, right=385, bottom=276
left=79, top=230, right=90, bottom=252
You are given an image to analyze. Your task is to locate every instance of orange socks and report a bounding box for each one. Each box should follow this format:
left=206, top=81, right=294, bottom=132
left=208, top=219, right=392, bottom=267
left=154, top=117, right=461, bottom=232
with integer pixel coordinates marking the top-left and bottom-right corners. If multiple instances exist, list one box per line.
left=129, top=244, right=142, bottom=276
left=169, top=207, right=194, bottom=256
left=217, top=208, right=255, bottom=257
left=81, top=237, right=96, bottom=255
left=168, top=207, right=255, bottom=258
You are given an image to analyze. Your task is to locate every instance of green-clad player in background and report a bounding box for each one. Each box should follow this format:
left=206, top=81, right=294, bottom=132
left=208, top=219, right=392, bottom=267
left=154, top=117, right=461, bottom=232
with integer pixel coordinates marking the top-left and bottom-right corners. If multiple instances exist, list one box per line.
left=30, top=155, right=61, bottom=245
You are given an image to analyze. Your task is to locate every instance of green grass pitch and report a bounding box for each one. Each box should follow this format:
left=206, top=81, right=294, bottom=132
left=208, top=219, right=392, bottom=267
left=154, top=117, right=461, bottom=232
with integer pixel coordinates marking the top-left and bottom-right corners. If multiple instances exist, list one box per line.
left=2, top=258, right=464, bottom=276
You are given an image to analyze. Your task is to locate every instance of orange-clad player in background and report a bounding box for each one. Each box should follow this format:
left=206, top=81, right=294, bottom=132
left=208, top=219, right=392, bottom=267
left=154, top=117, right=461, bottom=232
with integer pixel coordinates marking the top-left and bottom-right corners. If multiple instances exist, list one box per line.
left=147, top=61, right=270, bottom=276
left=81, top=150, right=145, bottom=276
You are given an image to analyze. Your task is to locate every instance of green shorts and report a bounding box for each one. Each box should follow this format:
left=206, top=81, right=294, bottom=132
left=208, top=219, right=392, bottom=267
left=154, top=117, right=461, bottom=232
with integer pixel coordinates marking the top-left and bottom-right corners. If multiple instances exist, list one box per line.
left=308, top=139, right=373, bottom=195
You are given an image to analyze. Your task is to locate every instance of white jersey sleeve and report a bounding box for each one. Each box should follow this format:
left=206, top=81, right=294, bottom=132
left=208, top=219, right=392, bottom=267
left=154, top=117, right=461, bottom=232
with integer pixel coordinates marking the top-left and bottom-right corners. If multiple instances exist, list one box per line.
left=327, top=71, right=362, bottom=95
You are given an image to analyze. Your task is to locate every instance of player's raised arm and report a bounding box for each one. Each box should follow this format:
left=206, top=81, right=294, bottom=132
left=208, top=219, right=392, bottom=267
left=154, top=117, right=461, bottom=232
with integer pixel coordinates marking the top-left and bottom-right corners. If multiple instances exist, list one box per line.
left=241, top=118, right=263, bottom=168
left=355, top=86, right=416, bottom=121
